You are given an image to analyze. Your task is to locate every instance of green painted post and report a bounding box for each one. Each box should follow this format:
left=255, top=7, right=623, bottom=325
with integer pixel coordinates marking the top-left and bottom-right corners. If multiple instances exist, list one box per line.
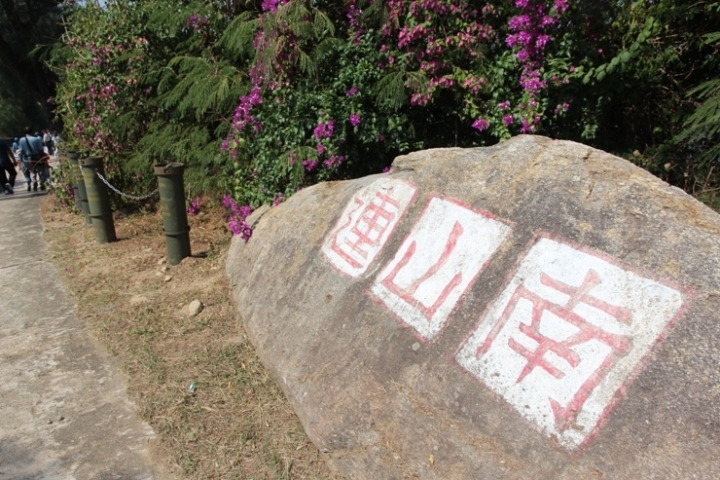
left=154, top=163, right=191, bottom=265
left=79, top=156, right=117, bottom=244
left=67, top=151, right=92, bottom=225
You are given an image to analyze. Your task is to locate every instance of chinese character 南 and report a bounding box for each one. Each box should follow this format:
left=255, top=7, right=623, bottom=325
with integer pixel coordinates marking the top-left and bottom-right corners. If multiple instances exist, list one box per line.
left=456, top=237, right=685, bottom=450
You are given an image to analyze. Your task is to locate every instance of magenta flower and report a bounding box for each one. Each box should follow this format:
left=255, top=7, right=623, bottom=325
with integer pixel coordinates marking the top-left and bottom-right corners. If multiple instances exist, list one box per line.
left=323, top=155, right=345, bottom=169
left=508, top=14, right=531, bottom=30
left=554, top=0, right=569, bottom=13
left=187, top=196, right=201, bottom=216
left=502, top=115, right=514, bottom=126
left=345, top=86, right=359, bottom=96
left=223, top=195, right=253, bottom=242
left=316, top=144, right=326, bottom=155
left=472, top=118, right=490, bottom=132
left=303, top=159, right=318, bottom=172
left=261, top=0, right=278, bottom=12
left=520, top=117, right=534, bottom=133
left=313, top=120, right=335, bottom=141
left=349, top=114, right=361, bottom=127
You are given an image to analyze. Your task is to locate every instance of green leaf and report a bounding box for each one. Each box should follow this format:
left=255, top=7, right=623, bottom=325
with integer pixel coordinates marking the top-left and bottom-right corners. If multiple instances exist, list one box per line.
left=374, top=71, right=406, bottom=110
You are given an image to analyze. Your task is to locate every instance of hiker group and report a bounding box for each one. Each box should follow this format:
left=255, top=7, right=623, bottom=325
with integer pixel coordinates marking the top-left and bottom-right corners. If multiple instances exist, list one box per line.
left=0, top=128, right=56, bottom=195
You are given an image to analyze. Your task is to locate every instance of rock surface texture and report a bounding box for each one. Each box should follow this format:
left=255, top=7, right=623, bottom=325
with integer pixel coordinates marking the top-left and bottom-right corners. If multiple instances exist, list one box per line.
left=227, top=135, right=720, bottom=479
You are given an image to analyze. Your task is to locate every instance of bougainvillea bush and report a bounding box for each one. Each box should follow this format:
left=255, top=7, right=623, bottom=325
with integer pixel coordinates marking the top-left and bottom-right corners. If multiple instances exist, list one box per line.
left=51, top=0, right=156, bottom=198
left=51, top=0, right=245, bottom=202
left=222, top=0, right=583, bottom=208
left=224, top=0, right=720, bottom=208
left=51, top=0, right=720, bottom=232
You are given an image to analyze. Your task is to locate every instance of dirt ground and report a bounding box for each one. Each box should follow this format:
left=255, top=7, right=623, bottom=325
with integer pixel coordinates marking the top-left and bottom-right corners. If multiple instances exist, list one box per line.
left=40, top=197, right=341, bottom=480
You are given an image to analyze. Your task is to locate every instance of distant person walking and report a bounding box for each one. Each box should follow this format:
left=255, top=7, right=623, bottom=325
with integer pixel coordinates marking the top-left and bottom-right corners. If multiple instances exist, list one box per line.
left=13, top=137, right=31, bottom=191
left=19, top=127, right=49, bottom=192
left=0, top=139, right=18, bottom=195
left=43, top=130, right=54, bottom=156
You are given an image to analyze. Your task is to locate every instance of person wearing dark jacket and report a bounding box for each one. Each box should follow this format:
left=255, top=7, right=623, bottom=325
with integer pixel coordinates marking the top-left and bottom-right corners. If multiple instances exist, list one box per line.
left=0, top=139, right=17, bottom=195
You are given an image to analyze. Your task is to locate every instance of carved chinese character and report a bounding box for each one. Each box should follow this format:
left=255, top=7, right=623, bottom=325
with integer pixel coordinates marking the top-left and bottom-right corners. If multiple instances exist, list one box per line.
left=456, top=237, right=686, bottom=450
left=371, top=196, right=512, bottom=341
left=322, top=178, right=417, bottom=278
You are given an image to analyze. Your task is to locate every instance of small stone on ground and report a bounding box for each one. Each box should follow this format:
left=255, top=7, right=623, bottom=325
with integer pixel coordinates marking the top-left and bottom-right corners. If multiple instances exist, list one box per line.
left=188, top=300, right=203, bottom=316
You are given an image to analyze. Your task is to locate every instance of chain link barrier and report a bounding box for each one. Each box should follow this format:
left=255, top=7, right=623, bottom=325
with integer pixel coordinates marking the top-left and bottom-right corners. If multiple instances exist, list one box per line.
left=95, top=170, right=159, bottom=201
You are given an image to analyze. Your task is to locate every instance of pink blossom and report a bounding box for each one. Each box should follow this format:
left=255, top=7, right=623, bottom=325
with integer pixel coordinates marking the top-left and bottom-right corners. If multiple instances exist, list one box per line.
left=508, top=15, right=531, bottom=31
left=187, top=196, right=201, bottom=216
left=554, top=0, right=569, bottom=13
left=313, top=120, right=335, bottom=140
left=520, top=117, right=536, bottom=133
left=272, top=193, right=285, bottom=206
left=303, top=159, right=318, bottom=172
left=516, top=49, right=530, bottom=62
left=472, top=118, right=490, bottom=131
left=323, top=155, right=345, bottom=169
left=223, top=196, right=253, bottom=242
left=261, top=0, right=278, bottom=12
left=349, top=114, right=361, bottom=127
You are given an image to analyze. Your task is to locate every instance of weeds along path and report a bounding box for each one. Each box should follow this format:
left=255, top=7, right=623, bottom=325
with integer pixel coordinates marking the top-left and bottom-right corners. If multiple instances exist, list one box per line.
left=40, top=198, right=340, bottom=480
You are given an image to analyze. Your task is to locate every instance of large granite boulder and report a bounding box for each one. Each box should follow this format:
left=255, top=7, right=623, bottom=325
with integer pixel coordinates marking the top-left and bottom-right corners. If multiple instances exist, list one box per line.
left=227, top=135, right=720, bottom=479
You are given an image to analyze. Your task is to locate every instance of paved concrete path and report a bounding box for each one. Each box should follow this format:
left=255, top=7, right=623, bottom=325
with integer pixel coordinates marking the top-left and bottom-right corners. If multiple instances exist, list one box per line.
left=0, top=184, right=172, bottom=479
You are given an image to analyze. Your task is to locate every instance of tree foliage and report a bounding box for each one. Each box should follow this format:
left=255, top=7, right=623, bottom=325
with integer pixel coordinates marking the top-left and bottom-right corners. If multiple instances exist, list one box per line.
left=40, top=0, right=720, bottom=222
left=676, top=27, right=720, bottom=170
left=0, top=0, right=64, bottom=134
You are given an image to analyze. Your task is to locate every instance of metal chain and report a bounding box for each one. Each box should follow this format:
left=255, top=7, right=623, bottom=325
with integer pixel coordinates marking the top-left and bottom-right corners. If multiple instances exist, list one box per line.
left=95, top=170, right=159, bottom=201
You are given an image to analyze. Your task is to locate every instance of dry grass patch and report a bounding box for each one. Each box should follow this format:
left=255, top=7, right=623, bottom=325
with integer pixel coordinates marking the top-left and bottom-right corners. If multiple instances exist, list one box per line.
left=41, top=199, right=340, bottom=480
